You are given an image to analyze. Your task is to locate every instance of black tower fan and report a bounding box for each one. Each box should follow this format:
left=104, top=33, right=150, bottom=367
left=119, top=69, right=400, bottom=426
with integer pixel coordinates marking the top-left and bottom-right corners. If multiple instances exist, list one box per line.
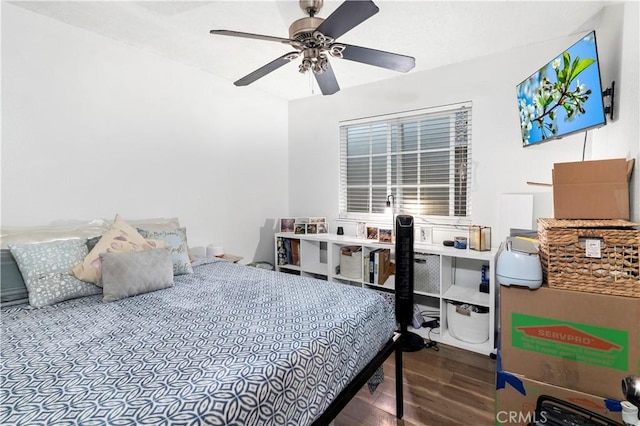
left=395, top=215, right=424, bottom=352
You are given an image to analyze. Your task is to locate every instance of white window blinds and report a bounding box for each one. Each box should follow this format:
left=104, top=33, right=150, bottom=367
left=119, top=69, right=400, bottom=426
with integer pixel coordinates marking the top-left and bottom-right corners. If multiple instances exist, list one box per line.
left=339, top=102, right=472, bottom=219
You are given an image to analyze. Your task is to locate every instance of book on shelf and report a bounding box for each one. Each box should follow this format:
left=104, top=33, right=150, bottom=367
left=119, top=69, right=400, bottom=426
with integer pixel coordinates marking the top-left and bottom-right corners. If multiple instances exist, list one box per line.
left=363, top=253, right=370, bottom=280
left=373, top=249, right=380, bottom=284
left=277, top=237, right=300, bottom=267
left=286, top=239, right=293, bottom=265
left=368, top=248, right=391, bottom=285
left=291, top=239, right=300, bottom=266
left=369, top=249, right=378, bottom=283
left=277, top=237, right=287, bottom=265
left=377, top=249, right=391, bottom=285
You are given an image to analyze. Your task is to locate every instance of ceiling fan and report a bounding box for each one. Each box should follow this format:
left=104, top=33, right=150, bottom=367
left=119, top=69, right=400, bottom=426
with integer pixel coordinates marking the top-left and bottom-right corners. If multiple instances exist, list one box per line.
left=209, top=0, right=416, bottom=95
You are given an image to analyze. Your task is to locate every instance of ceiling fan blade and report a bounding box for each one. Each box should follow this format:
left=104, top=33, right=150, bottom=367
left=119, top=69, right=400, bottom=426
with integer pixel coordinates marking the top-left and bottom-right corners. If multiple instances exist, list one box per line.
left=316, top=0, right=379, bottom=40
left=234, top=52, right=300, bottom=86
left=314, top=62, right=340, bottom=95
left=210, top=29, right=294, bottom=45
left=340, top=44, right=415, bottom=72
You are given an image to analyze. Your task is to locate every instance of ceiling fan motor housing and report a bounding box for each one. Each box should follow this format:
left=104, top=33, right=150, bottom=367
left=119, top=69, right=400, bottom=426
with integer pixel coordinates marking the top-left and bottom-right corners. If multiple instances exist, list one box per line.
left=289, top=17, right=325, bottom=40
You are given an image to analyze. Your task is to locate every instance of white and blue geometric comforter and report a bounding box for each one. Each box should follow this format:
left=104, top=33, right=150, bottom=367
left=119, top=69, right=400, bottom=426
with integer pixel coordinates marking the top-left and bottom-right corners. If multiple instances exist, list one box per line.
left=0, top=259, right=396, bottom=425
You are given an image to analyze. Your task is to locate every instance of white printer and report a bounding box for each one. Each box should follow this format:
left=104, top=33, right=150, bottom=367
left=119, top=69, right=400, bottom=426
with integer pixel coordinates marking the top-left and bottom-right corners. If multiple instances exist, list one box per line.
left=496, top=237, right=543, bottom=289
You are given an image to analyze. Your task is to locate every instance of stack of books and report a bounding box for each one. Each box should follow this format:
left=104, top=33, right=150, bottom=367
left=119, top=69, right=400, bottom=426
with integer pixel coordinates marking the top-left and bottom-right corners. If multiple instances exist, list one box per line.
left=277, top=237, right=300, bottom=266
left=363, top=248, right=391, bottom=285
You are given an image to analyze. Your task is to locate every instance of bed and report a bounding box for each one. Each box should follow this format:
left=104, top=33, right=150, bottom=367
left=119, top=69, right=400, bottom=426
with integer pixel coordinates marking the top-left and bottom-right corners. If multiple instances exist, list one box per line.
left=1, top=246, right=405, bottom=425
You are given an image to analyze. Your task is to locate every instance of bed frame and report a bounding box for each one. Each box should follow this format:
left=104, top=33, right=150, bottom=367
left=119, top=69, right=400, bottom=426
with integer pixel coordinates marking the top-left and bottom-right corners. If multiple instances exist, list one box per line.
left=311, top=331, right=405, bottom=425
left=313, top=215, right=415, bottom=424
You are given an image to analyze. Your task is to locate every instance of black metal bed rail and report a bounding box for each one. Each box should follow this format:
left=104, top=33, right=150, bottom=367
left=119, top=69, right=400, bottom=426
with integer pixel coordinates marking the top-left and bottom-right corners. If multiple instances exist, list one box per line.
left=310, top=332, right=404, bottom=425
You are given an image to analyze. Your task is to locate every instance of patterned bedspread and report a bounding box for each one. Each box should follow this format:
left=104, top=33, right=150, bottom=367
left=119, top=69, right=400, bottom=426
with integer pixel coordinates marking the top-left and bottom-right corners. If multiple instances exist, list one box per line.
left=0, top=259, right=396, bottom=425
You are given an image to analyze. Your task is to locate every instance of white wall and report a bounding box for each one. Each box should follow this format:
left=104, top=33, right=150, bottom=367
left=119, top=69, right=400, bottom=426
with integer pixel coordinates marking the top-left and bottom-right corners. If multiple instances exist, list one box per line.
left=591, top=2, right=640, bottom=217
left=288, top=2, right=639, bottom=245
left=1, top=4, right=289, bottom=263
left=2, top=2, right=637, bottom=264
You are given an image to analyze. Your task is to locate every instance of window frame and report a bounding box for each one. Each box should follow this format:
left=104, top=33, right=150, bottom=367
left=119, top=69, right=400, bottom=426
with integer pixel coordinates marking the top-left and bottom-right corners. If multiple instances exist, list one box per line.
left=338, top=102, right=472, bottom=224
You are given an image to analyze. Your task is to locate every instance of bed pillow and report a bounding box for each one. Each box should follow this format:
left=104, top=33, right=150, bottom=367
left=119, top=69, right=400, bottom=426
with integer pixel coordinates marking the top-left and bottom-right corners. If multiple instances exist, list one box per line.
left=101, top=248, right=174, bottom=303
left=137, top=227, right=193, bottom=275
left=1, top=249, right=29, bottom=306
left=1, top=219, right=110, bottom=249
left=72, top=214, right=166, bottom=286
left=9, top=239, right=101, bottom=308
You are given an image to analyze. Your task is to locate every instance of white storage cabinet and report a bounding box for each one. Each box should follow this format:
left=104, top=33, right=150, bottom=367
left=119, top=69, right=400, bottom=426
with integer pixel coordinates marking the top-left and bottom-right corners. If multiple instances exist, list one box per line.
left=274, top=232, right=498, bottom=355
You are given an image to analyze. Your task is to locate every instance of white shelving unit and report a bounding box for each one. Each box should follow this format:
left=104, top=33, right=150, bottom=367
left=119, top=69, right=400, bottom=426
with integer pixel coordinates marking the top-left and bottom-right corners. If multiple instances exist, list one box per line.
left=275, top=232, right=498, bottom=355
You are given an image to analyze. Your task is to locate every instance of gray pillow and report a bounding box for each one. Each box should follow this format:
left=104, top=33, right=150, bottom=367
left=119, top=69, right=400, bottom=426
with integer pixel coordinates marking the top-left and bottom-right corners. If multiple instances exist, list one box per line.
left=100, top=248, right=174, bottom=303
left=8, top=239, right=101, bottom=308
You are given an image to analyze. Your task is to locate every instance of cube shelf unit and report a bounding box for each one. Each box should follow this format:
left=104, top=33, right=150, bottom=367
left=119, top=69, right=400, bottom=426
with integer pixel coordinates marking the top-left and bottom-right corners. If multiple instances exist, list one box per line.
left=275, top=232, right=498, bottom=355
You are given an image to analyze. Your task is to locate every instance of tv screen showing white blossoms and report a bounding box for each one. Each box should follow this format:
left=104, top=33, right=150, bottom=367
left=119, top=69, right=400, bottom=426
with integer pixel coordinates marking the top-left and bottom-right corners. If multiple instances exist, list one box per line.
left=517, top=31, right=607, bottom=147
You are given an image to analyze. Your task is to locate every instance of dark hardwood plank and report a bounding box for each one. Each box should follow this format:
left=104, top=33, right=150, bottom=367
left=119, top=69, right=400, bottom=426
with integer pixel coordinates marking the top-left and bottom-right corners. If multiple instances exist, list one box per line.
left=335, top=343, right=497, bottom=426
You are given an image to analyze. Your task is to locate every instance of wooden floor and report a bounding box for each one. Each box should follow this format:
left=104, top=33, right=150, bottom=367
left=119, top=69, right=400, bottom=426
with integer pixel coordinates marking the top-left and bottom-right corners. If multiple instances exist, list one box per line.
left=334, top=343, right=497, bottom=426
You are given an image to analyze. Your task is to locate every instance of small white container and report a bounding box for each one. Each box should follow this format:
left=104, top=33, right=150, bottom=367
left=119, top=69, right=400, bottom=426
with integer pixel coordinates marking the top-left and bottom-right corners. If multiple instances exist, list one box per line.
left=206, top=245, right=224, bottom=257
left=446, top=301, right=489, bottom=344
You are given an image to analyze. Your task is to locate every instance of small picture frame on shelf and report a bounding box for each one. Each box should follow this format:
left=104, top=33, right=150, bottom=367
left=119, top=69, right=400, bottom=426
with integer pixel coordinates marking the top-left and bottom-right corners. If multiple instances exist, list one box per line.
left=379, top=228, right=392, bottom=243
left=356, top=222, right=366, bottom=239
left=309, top=217, right=326, bottom=223
left=280, top=218, right=295, bottom=233
left=295, top=217, right=309, bottom=224
left=294, top=224, right=306, bottom=234
left=366, top=226, right=379, bottom=241
left=317, top=223, right=328, bottom=234
left=306, top=223, right=318, bottom=234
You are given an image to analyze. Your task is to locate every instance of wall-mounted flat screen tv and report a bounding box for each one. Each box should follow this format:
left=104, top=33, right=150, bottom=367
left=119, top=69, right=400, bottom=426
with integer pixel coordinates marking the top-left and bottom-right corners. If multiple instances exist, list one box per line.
left=517, top=30, right=606, bottom=147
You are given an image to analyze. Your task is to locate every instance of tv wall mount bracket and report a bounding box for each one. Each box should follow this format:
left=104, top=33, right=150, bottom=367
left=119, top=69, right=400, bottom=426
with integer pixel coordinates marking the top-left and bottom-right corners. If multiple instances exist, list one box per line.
left=602, top=80, right=615, bottom=120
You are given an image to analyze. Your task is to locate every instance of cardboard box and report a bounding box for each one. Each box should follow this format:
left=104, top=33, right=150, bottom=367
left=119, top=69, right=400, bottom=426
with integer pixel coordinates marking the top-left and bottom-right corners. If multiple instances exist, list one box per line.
left=495, top=369, right=623, bottom=425
left=500, top=285, right=640, bottom=399
left=552, top=158, right=634, bottom=220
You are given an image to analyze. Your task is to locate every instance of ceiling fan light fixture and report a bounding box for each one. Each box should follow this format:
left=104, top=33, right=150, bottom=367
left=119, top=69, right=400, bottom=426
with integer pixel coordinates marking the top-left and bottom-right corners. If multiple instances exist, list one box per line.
left=298, top=51, right=328, bottom=75
left=313, top=55, right=329, bottom=74
left=299, top=58, right=313, bottom=73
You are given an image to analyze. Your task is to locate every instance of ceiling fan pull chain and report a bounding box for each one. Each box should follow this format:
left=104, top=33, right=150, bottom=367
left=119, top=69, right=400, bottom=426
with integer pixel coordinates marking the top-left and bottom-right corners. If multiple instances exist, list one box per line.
left=309, top=70, right=315, bottom=95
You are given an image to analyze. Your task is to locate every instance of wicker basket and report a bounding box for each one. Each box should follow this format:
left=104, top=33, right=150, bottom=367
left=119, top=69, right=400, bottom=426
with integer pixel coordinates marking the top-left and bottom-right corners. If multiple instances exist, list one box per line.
left=537, top=218, right=640, bottom=298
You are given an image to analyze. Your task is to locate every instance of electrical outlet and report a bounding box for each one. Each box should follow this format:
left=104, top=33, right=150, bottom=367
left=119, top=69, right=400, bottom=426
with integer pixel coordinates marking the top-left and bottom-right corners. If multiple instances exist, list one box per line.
left=419, top=226, right=433, bottom=244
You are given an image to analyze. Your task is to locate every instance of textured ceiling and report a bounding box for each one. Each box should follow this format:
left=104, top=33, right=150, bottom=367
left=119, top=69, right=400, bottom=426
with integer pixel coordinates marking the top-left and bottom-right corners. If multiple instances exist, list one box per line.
left=9, top=1, right=609, bottom=100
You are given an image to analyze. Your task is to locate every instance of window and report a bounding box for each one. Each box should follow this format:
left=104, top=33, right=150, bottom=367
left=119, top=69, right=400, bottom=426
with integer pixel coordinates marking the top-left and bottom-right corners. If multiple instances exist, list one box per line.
left=339, top=102, right=472, bottom=220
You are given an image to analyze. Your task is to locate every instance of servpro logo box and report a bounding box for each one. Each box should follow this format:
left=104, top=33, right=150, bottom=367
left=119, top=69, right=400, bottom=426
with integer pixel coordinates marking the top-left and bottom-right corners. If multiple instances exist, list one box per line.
left=500, top=286, right=639, bottom=399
